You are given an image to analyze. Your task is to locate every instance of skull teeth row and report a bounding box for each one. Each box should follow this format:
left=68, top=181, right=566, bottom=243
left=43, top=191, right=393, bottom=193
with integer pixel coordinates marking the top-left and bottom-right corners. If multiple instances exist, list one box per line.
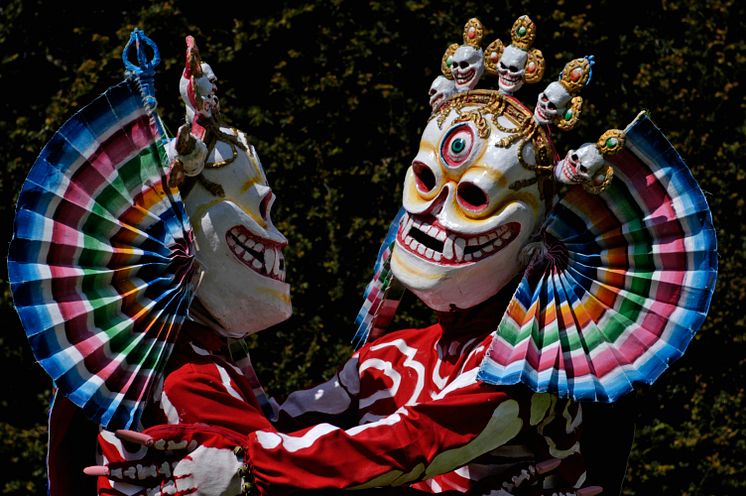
left=110, top=440, right=197, bottom=481
left=227, top=227, right=286, bottom=282
left=397, top=213, right=515, bottom=265
left=561, top=158, right=584, bottom=183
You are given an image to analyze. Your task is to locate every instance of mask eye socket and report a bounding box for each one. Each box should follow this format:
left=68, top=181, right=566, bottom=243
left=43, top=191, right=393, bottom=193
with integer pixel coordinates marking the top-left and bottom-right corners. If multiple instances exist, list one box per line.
left=413, top=161, right=437, bottom=193
left=457, top=182, right=489, bottom=212
left=440, top=124, right=475, bottom=169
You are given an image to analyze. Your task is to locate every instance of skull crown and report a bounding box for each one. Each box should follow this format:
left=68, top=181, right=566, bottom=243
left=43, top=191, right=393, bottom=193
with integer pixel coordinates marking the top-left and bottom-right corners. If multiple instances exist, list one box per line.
left=428, top=17, right=622, bottom=196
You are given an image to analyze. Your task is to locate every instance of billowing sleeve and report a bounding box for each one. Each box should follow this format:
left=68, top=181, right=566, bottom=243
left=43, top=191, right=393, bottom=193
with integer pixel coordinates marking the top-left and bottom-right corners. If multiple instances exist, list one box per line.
left=162, top=359, right=274, bottom=435
left=245, top=368, right=532, bottom=495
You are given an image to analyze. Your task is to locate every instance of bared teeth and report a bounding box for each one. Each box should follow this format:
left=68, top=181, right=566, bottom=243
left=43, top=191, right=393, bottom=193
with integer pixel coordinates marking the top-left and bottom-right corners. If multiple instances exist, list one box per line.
left=454, top=238, right=466, bottom=261
left=443, top=236, right=454, bottom=260
left=397, top=215, right=519, bottom=265
left=265, top=248, right=276, bottom=275
left=226, top=226, right=286, bottom=282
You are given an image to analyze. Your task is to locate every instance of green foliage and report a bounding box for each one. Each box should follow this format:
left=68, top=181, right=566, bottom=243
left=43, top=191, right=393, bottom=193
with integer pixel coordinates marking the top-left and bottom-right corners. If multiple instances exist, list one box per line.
left=0, top=0, right=744, bottom=494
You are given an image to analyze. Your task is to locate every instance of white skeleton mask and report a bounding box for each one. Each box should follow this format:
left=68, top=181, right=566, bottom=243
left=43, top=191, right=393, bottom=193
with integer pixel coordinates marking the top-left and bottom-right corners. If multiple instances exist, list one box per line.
left=534, top=81, right=571, bottom=125
left=497, top=45, right=528, bottom=94
left=428, top=76, right=456, bottom=111
left=450, top=45, right=485, bottom=92
left=183, top=132, right=292, bottom=338
left=555, top=143, right=605, bottom=185
left=391, top=103, right=545, bottom=311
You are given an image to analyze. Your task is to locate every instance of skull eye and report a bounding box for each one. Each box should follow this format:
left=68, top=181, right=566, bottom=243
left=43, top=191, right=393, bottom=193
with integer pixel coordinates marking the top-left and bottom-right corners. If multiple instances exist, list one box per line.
left=457, top=182, right=489, bottom=212
left=499, top=61, right=507, bottom=70
left=459, top=61, right=469, bottom=69
left=547, top=102, right=557, bottom=110
left=428, top=87, right=437, bottom=96
left=440, top=124, right=475, bottom=168
left=571, top=153, right=578, bottom=161
left=540, top=93, right=548, bottom=102
left=578, top=164, right=588, bottom=173
left=412, top=161, right=437, bottom=193
left=452, top=62, right=458, bottom=69
left=509, top=65, right=519, bottom=72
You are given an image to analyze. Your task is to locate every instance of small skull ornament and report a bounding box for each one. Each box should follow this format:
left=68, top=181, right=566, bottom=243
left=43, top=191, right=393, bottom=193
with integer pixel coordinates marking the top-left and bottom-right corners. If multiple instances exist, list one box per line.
left=428, top=76, right=456, bottom=111
left=194, top=62, right=219, bottom=118
left=554, top=143, right=605, bottom=185
left=534, top=81, right=571, bottom=125
left=497, top=45, right=528, bottom=94
left=450, top=45, right=485, bottom=92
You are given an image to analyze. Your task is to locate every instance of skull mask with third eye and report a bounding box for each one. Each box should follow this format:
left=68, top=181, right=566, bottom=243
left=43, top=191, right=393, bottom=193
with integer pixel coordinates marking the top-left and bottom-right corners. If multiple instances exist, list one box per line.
left=391, top=91, right=553, bottom=311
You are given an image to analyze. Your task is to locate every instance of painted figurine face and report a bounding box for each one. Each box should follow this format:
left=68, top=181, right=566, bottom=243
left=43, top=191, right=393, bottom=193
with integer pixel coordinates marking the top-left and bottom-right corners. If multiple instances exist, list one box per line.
left=391, top=101, right=545, bottom=311
left=555, top=143, right=605, bottom=185
left=534, top=81, right=570, bottom=125
left=497, top=45, right=528, bottom=94
left=184, top=138, right=291, bottom=338
left=180, top=62, right=219, bottom=124
left=450, top=45, right=485, bottom=92
left=428, top=76, right=456, bottom=111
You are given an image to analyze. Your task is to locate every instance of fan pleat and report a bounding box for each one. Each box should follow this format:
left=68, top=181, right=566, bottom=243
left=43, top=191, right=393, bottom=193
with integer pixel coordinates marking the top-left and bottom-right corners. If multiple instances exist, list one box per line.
left=478, top=112, right=717, bottom=402
left=8, top=80, right=198, bottom=429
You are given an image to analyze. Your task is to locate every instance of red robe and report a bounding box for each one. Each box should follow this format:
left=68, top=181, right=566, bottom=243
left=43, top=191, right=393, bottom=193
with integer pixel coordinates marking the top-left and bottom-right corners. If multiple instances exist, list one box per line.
left=97, top=305, right=585, bottom=495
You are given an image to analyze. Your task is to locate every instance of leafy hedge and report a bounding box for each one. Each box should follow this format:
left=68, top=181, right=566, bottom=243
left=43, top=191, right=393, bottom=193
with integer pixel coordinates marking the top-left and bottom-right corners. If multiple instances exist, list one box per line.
left=0, top=1, right=743, bottom=494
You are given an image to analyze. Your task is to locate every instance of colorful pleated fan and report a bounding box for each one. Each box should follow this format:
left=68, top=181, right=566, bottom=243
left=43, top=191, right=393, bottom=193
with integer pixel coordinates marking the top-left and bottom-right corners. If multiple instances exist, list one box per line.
left=478, top=112, right=717, bottom=402
left=8, top=78, right=199, bottom=429
left=352, top=208, right=407, bottom=349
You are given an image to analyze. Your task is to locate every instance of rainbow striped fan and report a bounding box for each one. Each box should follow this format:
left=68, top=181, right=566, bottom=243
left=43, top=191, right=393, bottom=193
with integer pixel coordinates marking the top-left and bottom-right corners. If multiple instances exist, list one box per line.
left=352, top=208, right=407, bottom=349
left=478, top=112, right=717, bottom=402
left=8, top=74, right=199, bottom=429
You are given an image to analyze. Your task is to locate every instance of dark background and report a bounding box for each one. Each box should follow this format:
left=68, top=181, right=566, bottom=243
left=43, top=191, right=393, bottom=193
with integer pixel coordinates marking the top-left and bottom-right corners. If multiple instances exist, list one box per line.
left=0, top=1, right=744, bottom=494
